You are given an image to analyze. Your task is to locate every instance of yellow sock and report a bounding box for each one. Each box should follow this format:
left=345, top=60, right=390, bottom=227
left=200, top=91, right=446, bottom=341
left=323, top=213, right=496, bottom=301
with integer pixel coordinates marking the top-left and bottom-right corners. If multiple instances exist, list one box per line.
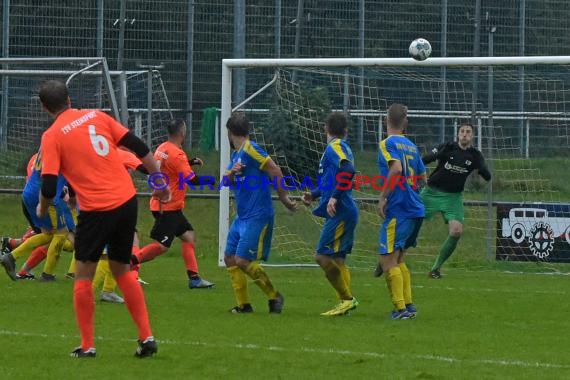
left=42, top=233, right=66, bottom=275
left=243, top=262, right=278, bottom=299
left=227, top=266, right=250, bottom=306
left=336, top=261, right=352, bottom=299
left=62, top=239, right=73, bottom=252
left=93, top=259, right=110, bottom=291
left=386, top=266, right=405, bottom=310
left=399, top=262, right=412, bottom=305
left=11, top=233, right=53, bottom=260
left=67, top=256, right=76, bottom=275
left=103, top=274, right=118, bottom=293
left=321, top=260, right=352, bottom=300
left=102, top=262, right=117, bottom=293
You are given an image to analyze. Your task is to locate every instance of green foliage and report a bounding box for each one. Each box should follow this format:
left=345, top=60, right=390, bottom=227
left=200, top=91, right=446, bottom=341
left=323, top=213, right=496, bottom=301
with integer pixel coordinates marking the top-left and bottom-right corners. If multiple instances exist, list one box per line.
left=262, top=82, right=332, bottom=180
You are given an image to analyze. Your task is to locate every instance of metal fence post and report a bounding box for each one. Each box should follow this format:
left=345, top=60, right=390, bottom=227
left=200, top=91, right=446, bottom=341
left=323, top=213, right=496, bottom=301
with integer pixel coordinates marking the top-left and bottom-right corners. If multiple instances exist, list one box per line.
left=233, top=0, right=246, bottom=104
left=186, top=0, right=195, bottom=149
left=358, top=0, right=364, bottom=151
left=486, top=19, right=497, bottom=261
left=518, top=0, right=526, bottom=157
left=147, top=69, right=153, bottom=148
left=96, top=0, right=104, bottom=109
left=440, top=0, right=448, bottom=142
left=1, top=0, right=10, bottom=151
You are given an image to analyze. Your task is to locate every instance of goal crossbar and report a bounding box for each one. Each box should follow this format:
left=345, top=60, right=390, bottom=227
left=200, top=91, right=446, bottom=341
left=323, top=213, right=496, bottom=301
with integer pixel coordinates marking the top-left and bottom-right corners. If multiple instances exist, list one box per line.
left=223, top=56, right=570, bottom=69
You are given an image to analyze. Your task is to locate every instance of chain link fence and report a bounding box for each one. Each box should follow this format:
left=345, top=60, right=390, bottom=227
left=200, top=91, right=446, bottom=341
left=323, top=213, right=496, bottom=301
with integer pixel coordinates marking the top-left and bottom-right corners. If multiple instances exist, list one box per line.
left=2, top=0, right=570, bottom=148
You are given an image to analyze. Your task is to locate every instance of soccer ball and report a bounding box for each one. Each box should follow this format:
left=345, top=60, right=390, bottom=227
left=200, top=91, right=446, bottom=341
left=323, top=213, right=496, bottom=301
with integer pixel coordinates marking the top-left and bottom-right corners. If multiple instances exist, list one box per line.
left=409, top=38, right=432, bottom=61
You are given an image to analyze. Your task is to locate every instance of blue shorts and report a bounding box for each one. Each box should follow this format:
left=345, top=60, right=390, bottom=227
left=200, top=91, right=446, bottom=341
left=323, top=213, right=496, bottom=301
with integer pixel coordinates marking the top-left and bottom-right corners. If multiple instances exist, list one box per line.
left=379, top=216, right=423, bottom=255
left=225, top=216, right=274, bottom=261
left=22, top=195, right=75, bottom=231
left=316, top=215, right=357, bottom=257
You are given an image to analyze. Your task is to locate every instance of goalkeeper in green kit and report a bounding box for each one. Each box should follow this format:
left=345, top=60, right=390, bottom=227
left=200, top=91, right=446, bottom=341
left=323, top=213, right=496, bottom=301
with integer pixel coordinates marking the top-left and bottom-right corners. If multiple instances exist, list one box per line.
left=421, top=123, right=491, bottom=279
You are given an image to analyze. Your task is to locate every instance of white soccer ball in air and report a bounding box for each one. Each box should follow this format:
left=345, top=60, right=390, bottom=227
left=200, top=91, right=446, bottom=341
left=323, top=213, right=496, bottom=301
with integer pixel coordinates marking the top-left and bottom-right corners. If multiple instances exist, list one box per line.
left=409, top=38, right=432, bottom=61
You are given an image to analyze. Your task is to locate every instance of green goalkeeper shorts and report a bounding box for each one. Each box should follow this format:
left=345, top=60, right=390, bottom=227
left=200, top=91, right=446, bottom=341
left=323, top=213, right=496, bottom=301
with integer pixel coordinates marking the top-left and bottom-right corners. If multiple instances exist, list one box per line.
left=420, top=186, right=464, bottom=223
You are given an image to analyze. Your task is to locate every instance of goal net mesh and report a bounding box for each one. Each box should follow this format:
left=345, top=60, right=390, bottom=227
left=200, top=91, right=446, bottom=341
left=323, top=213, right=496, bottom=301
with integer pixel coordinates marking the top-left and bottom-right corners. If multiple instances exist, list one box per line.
left=0, top=60, right=172, bottom=190
left=226, top=64, right=570, bottom=273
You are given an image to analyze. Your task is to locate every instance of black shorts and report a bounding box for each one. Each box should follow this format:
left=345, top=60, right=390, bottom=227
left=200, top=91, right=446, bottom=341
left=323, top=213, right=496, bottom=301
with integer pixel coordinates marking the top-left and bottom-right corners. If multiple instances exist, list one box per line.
left=150, top=210, right=193, bottom=248
left=22, top=198, right=41, bottom=234
left=75, top=196, right=138, bottom=264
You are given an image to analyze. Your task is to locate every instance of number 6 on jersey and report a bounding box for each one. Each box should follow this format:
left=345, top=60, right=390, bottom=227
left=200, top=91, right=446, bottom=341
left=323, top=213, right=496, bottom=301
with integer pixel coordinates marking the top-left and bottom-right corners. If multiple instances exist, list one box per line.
left=88, top=124, right=110, bottom=156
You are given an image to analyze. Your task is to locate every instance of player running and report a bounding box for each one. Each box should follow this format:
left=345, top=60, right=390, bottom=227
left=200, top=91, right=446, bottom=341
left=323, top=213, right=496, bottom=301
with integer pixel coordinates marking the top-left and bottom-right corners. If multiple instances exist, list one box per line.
left=130, top=119, right=214, bottom=289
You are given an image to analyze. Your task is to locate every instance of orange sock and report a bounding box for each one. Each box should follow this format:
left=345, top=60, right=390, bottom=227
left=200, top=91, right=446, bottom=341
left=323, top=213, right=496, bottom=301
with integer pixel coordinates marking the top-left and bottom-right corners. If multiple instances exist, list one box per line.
left=115, top=271, right=152, bottom=341
left=74, top=279, right=95, bottom=350
left=131, top=245, right=141, bottom=273
left=22, top=246, right=48, bottom=272
left=182, top=242, right=198, bottom=275
left=136, top=242, right=165, bottom=263
left=21, top=227, right=35, bottom=241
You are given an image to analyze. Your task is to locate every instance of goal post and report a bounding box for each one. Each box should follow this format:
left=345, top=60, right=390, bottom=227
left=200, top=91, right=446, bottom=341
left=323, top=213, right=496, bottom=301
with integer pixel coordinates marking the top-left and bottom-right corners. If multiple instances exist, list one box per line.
left=0, top=57, right=175, bottom=190
left=219, top=56, right=570, bottom=270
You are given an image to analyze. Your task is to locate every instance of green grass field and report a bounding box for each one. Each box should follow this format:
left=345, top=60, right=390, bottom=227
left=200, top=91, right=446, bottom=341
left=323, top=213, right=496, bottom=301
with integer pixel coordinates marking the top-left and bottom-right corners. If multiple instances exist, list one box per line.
left=1, top=193, right=570, bottom=379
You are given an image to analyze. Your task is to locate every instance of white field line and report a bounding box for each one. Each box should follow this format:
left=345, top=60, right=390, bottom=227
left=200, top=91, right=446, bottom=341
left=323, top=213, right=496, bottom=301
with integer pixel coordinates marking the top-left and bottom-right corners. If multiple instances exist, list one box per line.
left=0, top=329, right=569, bottom=370
left=278, top=278, right=569, bottom=295
left=411, top=284, right=568, bottom=295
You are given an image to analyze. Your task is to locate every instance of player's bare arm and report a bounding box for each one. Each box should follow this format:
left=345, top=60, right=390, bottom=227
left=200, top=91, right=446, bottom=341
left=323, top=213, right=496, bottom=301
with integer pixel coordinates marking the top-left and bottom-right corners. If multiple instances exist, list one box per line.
left=141, top=152, right=171, bottom=203
left=327, top=159, right=356, bottom=217
left=262, top=158, right=297, bottom=211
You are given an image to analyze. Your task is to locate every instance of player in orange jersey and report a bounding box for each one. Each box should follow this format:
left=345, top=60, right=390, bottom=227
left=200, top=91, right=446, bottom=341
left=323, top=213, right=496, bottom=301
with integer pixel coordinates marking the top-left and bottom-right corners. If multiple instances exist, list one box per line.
left=131, top=119, right=214, bottom=289
left=34, top=80, right=170, bottom=358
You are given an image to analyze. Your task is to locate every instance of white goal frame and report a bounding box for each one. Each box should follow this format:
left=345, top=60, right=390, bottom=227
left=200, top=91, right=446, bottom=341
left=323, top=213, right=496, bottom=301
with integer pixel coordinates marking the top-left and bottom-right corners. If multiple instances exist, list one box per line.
left=218, top=56, right=570, bottom=266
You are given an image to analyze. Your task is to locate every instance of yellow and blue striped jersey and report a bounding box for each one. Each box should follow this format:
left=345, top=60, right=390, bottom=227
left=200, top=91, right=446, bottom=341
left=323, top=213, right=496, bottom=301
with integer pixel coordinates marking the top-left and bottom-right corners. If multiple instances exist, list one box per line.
left=378, top=135, right=425, bottom=218
left=313, top=138, right=358, bottom=219
left=227, top=139, right=274, bottom=220
left=23, top=149, right=68, bottom=205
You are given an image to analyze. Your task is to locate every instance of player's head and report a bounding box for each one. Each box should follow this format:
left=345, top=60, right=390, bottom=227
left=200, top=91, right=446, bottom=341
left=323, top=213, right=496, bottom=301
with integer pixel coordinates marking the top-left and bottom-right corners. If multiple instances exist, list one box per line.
left=167, top=119, right=187, bottom=143
left=226, top=112, right=250, bottom=138
left=39, top=80, right=71, bottom=115
left=458, top=123, right=474, bottom=148
left=386, top=103, right=408, bottom=134
left=325, top=112, right=348, bottom=140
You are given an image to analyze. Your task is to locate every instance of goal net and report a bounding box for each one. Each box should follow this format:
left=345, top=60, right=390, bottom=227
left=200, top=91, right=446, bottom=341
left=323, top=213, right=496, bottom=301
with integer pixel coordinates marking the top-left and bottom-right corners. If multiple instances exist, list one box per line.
left=219, top=57, right=570, bottom=273
left=0, top=58, right=173, bottom=190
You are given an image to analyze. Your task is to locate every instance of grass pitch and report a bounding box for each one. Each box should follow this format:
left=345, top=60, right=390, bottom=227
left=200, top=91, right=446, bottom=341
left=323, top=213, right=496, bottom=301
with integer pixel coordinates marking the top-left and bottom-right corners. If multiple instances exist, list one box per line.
left=0, top=194, right=569, bottom=379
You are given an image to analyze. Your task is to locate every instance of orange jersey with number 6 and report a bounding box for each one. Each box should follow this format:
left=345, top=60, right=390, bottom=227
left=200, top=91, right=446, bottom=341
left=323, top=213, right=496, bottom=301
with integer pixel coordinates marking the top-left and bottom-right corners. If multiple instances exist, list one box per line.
left=41, top=109, right=136, bottom=211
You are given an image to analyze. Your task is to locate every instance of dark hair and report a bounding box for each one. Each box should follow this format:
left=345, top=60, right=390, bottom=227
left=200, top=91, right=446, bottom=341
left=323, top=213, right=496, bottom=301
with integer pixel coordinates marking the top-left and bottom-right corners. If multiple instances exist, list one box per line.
left=325, top=112, right=348, bottom=138
left=387, top=103, right=408, bottom=129
left=38, top=80, right=69, bottom=113
left=226, top=112, right=250, bottom=137
left=167, top=119, right=186, bottom=137
left=458, top=123, right=474, bottom=132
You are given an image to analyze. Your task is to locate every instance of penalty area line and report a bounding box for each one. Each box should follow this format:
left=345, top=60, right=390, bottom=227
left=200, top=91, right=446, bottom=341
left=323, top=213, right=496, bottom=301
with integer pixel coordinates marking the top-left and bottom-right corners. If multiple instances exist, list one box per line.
left=0, top=329, right=569, bottom=369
